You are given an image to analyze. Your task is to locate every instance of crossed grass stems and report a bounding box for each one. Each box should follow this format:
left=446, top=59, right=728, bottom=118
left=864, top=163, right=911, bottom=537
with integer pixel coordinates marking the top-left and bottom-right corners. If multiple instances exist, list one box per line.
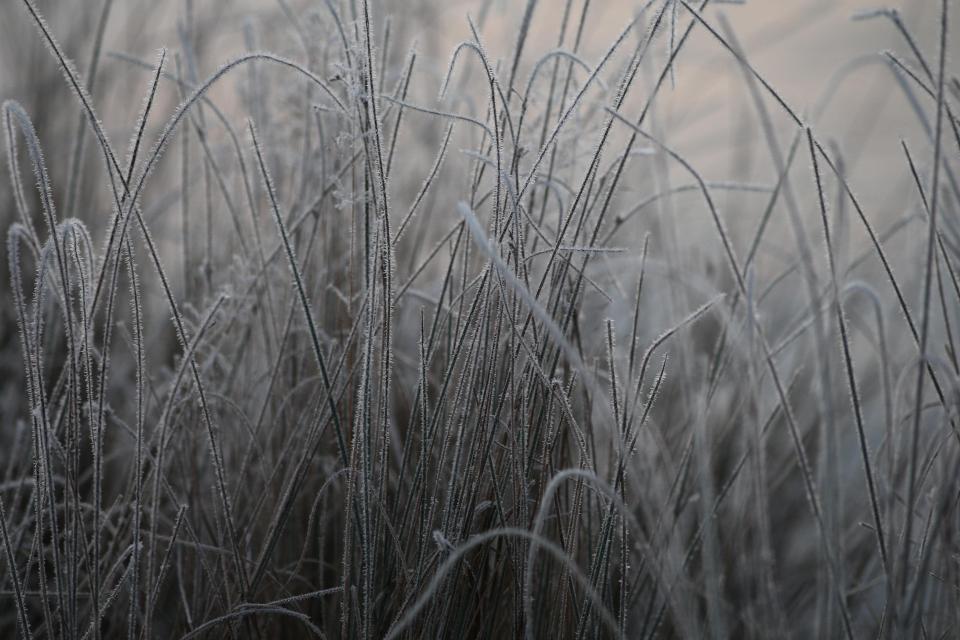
left=1, top=0, right=959, bottom=637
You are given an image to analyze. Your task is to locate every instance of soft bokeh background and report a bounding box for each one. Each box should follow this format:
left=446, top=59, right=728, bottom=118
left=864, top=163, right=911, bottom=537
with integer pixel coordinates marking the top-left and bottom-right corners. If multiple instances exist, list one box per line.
left=1, top=0, right=954, bottom=208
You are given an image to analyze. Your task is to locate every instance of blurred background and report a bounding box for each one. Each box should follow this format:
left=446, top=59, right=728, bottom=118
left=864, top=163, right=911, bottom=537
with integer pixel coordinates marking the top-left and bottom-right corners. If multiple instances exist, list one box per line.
left=1, top=0, right=954, bottom=202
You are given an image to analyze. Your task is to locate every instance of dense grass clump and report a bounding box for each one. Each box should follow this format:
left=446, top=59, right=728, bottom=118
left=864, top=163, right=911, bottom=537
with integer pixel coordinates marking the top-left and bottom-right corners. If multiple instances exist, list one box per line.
left=1, top=0, right=958, bottom=637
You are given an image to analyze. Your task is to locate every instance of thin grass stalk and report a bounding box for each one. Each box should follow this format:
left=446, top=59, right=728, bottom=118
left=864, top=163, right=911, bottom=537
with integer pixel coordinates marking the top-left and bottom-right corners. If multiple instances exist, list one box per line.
left=899, top=0, right=949, bottom=631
